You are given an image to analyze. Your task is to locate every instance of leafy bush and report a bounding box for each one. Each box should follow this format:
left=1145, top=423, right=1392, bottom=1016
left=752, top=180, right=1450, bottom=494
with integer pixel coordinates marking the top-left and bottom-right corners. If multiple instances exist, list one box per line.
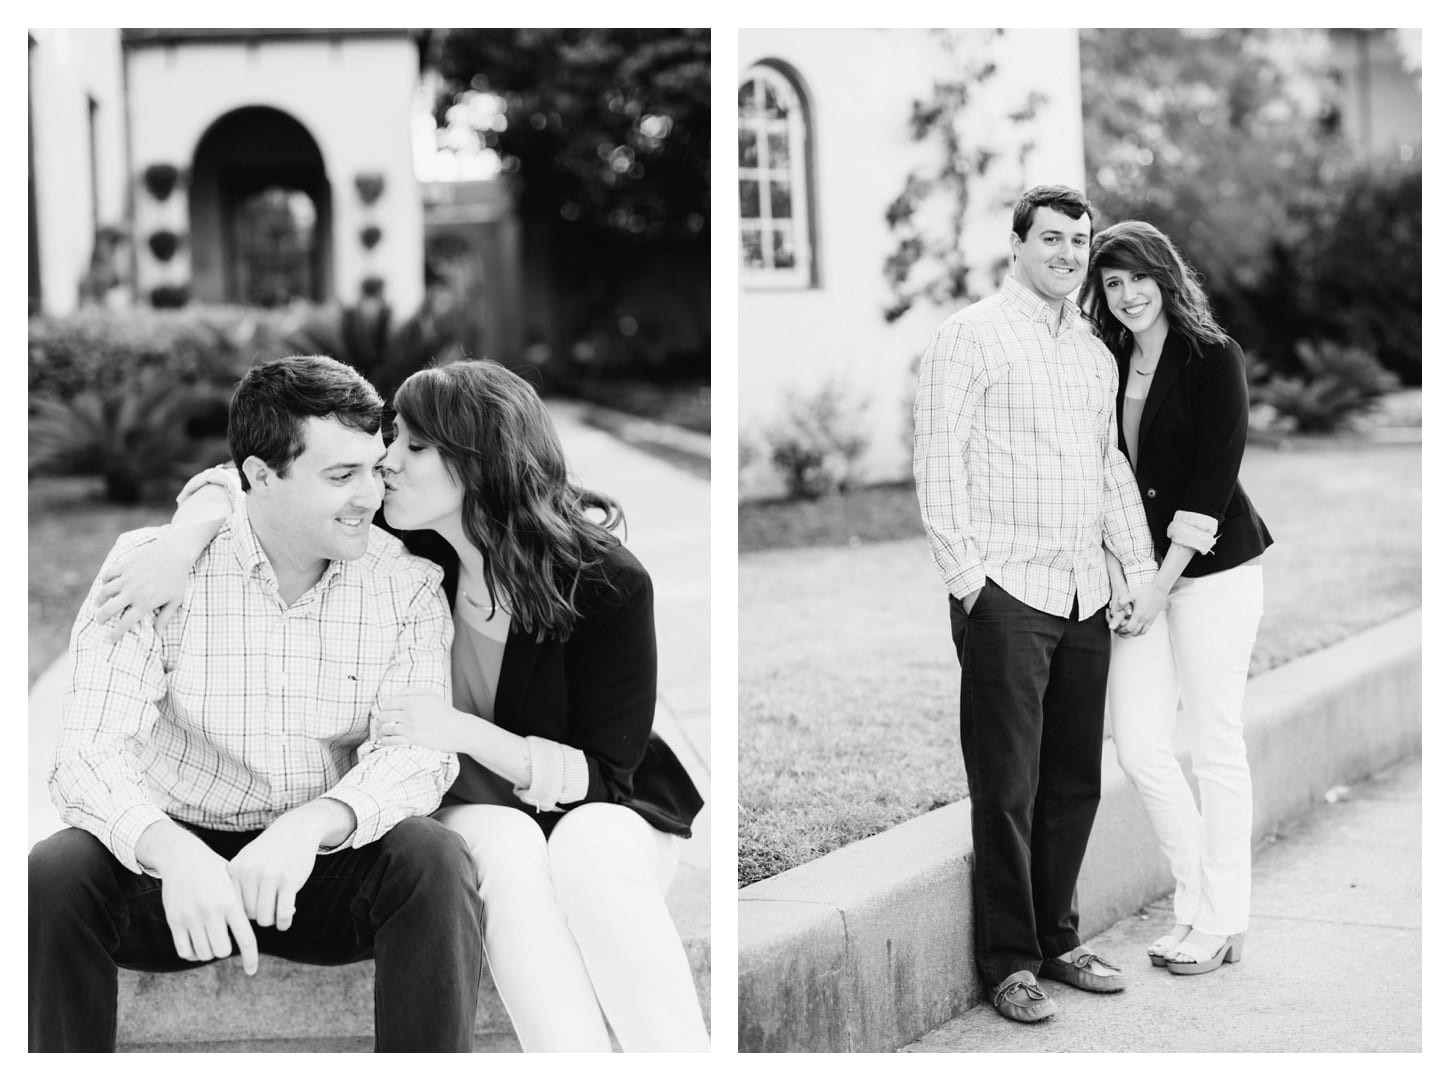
left=763, top=381, right=870, bottom=500
left=282, top=298, right=465, bottom=405
left=27, top=306, right=281, bottom=405
left=29, top=372, right=232, bottom=503
left=1292, top=156, right=1421, bottom=387
left=1252, top=339, right=1399, bottom=433
left=27, top=299, right=469, bottom=501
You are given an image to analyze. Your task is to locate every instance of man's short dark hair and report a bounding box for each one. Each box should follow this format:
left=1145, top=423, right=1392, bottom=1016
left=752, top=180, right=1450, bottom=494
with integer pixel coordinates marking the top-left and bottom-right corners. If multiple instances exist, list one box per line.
left=1011, top=185, right=1094, bottom=241
left=228, top=355, right=384, bottom=490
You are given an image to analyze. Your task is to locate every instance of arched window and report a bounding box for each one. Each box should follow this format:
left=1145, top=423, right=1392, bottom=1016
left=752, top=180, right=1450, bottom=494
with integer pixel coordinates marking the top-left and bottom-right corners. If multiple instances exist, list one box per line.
left=739, top=63, right=813, bottom=288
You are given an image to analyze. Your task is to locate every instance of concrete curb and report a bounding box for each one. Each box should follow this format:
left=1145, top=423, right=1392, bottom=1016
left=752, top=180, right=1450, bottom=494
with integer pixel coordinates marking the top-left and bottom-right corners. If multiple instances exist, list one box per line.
left=738, top=610, right=1421, bottom=1052
left=571, top=401, right=712, bottom=471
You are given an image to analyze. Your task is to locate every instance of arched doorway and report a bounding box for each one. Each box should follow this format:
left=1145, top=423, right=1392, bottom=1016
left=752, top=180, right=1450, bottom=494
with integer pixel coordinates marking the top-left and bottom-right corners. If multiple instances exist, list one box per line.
left=189, top=106, right=331, bottom=306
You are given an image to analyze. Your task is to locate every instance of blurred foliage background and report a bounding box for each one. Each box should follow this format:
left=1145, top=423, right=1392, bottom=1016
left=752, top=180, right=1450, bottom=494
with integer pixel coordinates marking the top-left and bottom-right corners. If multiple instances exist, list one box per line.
left=1081, top=28, right=1419, bottom=390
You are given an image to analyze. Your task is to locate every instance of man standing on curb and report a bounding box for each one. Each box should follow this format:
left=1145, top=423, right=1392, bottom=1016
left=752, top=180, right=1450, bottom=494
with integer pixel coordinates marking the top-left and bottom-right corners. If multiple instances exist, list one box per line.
left=913, top=185, right=1158, bottom=1023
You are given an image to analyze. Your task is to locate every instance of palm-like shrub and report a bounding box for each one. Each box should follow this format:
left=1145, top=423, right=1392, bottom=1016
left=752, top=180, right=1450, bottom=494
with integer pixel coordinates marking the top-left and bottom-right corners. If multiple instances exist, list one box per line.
left=283, top=298, right=464, bottom=405
left=29, top=372, right=231, bottom=503
left=1254, top=340, right=1400, bottom=434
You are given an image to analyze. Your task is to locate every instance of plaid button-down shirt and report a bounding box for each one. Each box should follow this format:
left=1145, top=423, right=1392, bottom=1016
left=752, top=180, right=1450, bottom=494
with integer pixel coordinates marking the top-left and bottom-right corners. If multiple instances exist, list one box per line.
left=913, top=275, right=1157, bottom=619
left=51, top=505, right=458, bottom=874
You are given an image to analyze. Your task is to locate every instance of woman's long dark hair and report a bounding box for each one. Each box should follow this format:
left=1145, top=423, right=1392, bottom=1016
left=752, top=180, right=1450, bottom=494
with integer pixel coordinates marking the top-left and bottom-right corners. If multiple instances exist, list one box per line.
left=392, top=360, right=624, bottom=640
left=1081, top=220, right=1229, bottom=360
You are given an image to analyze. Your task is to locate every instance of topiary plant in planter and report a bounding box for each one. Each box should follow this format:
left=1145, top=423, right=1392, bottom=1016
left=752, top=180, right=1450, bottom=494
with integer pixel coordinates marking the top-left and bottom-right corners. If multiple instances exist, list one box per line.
left=360, top=225, right=383, bottom=250
left=355, top=172, right=386, bottom=205
left=142, top=163, right=181, bottom=201
left=150, top=284, right=190, bottom=309
left=147, top=230, right=182, bottom=262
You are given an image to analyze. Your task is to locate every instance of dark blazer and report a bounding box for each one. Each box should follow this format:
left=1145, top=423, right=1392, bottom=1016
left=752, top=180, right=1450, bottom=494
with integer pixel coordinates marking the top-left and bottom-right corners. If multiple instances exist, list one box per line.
left=1115, top=330, right=1272, bottom=577
left=385, top=523, right=704, bottom=838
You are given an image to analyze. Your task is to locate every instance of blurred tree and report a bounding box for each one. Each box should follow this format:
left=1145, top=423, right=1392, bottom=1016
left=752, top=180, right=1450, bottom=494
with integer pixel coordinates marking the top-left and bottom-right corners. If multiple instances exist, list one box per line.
left=1292, top=154, right=1420, bottom=385
left=430, top=29, right=710, bottom=390
left=433, top=29, right=709, bottom=246
left=1080, top=29, right=1349, bottom=370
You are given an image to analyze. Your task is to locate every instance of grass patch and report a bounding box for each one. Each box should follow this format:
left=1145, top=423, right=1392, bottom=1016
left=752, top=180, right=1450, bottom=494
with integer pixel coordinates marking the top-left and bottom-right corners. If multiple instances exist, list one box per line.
left=739, top=483, right=922, bottom=553
left=738, top=438, right=1421, bottom=887
left=559, top=380, right=710, bottom=434
left=28, top=478, right=174, bottom=685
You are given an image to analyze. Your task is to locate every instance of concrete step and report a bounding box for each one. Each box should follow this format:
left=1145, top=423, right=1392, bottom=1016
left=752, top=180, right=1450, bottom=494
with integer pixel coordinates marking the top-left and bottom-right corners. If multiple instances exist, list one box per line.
left=123, top=1032, right=522, bottom=1053
left=116, top=862, right=709, bottom=1050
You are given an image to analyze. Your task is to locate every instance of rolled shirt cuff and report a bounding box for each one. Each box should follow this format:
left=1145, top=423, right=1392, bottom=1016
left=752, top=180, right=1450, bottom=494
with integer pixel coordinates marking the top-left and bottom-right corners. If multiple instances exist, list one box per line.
left=514, top=736, right=591, bottom=812
left=108, top=802, right=172, bottom=876
left=1167, top=510, right=1220, bottom=555
left=318, top=784, right=377, bottom=850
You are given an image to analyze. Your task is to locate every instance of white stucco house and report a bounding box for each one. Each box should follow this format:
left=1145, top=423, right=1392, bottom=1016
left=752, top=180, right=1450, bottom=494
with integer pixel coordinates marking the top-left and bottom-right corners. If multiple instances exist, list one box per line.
left=29, top=29, right=431, bottom=317
left=737, top=28, right=1088, bottom=499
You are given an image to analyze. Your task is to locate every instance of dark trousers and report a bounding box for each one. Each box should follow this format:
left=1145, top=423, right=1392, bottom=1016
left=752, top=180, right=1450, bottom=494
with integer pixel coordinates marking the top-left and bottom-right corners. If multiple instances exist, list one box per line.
left=949, top=580, right=1111, bottom=987
left=29, top=816, right=484, bottom=1052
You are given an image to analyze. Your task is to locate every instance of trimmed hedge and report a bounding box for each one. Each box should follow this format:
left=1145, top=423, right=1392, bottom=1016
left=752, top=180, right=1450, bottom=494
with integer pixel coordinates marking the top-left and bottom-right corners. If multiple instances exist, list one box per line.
left=28, top=306, right=297, bottom=405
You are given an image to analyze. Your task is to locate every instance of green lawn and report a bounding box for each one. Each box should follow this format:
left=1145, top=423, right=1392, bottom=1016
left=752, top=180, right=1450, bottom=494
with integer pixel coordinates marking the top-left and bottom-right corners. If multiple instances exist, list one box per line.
left=738, top=438, right=1421, bottom=886
left=28, top=478, right=175, bottom=685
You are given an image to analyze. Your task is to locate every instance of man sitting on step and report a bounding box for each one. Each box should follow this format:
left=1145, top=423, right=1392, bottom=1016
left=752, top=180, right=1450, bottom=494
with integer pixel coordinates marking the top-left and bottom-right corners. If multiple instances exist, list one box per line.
left=29, top=356, right=484, bottom=1052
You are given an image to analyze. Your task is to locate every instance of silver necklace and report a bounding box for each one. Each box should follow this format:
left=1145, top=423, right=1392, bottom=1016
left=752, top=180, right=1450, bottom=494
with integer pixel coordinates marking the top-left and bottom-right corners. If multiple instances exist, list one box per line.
left=460, top=587, right=508, bottom=612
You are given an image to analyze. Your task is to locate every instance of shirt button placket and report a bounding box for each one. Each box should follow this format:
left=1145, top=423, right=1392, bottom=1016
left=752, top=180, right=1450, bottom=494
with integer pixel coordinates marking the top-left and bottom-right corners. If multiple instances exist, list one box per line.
left=270, top=610, right=288, bottom=803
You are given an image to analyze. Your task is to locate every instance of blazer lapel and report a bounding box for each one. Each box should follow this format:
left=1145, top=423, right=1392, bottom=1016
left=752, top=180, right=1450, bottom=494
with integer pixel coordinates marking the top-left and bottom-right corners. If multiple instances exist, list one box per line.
left=492, top=625, right=542, bottom=731
left=1114, top=350, right=1130, bottom=454
left=1138, top=331, right=1190, bottom=442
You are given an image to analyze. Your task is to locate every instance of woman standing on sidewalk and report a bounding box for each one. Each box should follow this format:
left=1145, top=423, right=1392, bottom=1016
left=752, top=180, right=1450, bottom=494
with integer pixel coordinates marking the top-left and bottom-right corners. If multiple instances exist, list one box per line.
left=1080, top=222, right=1273, bottom=976
left=99, top=359, right=709, bottom=1050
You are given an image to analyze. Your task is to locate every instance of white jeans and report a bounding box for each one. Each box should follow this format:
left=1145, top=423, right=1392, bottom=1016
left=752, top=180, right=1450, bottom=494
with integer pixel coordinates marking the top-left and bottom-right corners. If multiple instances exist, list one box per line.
left=1106, top=562, right=1263, bottom=936
left=433, top=801, right=709, bottom=1051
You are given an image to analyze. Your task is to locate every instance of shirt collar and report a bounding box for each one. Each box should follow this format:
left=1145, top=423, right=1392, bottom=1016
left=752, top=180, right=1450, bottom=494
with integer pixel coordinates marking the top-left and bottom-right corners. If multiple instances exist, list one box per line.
left=1000, top=274, right=1083, bottom=330
left=228, top=498, right=349, bottom=596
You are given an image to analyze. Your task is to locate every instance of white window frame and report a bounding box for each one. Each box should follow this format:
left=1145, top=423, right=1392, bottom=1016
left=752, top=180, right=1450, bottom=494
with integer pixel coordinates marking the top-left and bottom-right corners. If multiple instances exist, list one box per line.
left=739, top=64, right=813, bottom=289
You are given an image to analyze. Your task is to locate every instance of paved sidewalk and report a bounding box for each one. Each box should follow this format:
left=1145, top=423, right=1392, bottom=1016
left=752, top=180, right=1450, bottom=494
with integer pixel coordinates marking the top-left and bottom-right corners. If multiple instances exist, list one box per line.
left=29, top=397, right=712, bottom=870
left=902, top=755, right=1421, bottom=1053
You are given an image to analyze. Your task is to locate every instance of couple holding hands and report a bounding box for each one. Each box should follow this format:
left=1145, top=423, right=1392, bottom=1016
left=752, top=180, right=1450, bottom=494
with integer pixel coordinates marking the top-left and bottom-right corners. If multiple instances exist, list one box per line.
left=915, top=184, right=1272, bottom=1022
